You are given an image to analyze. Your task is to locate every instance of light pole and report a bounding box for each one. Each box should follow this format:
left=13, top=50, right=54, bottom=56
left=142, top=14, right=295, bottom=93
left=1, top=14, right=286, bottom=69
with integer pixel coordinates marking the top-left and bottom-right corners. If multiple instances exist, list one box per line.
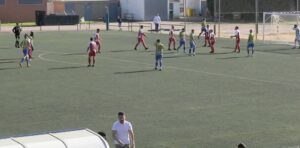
left=218, top=0, right=220, bottom=38
left=255, top=0, right=259, bottom=40
left=105, top=6, right=110, bottom=31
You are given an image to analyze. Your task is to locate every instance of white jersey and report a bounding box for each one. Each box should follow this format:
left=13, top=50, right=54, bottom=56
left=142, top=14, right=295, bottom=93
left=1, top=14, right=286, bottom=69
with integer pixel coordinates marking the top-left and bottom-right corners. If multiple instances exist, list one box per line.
left=153, top=16, right=161, bottom=24
left=112, top=121, right=133, bottom=145
left=294, top=27, right=300, bottom=39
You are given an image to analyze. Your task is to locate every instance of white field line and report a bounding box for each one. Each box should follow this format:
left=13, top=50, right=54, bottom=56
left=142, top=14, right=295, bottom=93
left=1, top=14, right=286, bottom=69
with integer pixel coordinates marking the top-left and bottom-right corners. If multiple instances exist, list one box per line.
left=37, top=51, right=300, bottom=87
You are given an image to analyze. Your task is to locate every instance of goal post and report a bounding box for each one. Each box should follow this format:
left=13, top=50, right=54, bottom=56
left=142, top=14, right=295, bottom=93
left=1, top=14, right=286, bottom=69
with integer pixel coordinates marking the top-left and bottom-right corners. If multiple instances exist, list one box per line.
left=263, top=11, right=300, bottom=45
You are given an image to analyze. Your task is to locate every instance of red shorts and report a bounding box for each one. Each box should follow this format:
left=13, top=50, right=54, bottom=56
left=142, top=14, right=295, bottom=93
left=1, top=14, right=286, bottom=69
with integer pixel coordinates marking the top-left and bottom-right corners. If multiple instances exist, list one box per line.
left=236, top=39, right=240, bottom=44
left=89, top=51, right=96, bottom=57
left=138, top=37, right=145, bottom=42
left=95, top=41, right=100, bottom=46
left=169, top=37, right=176, bottom=42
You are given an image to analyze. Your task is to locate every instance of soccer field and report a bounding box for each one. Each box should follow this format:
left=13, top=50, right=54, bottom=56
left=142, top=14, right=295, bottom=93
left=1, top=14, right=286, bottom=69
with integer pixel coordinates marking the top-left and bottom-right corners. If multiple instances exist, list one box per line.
left=1, top=30, right=300, bottom=148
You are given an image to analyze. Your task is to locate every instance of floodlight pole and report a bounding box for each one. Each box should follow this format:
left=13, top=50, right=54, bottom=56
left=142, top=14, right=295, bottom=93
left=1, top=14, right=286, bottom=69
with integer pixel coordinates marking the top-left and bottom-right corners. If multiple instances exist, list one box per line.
left=184, top=0, right=187, bottom=29
left=105, top=6, right=110, bottom=31
left=214, top=0, right=217, bottom=33
left=297, top=0, right=299, bottom=25
left=218, top=0, right=221, bottom=38
left=255, top=0, right=259, bottom=40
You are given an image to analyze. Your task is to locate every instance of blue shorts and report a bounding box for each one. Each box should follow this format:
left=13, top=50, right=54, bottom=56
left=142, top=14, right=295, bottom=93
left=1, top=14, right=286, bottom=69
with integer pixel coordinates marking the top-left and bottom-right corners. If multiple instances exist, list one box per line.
left=247, top=42, right=254, bottom=48
left=155, top=54, right=162, bottom=61
left=23, top=48, right=29, bottom=56
left=179, top=39, right=186, bottom=46
left=190, top=41, right=196, bottom=49
left=201, top=27, right=206, bottom=32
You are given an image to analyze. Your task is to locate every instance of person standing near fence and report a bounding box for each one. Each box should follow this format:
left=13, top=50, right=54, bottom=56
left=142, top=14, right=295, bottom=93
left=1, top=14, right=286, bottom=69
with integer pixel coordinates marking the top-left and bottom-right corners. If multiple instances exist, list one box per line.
left=293, top=24, right=300, bottom=49
left=230, top=26, right=241, bottom=53
left=134, top=25, right=148, bottom=50
left=12, top=23, right=22, bottom=48
left=209, top=29, right=216, bottom=54
left=168, top=25, right=176, bottom=51
left=153, top=14, right=161, bottom=32
left=247, top=29, right=255, bottom=57
left=117, top=16, right=122, bottom=31
left=94, top=29, right=102, bottom=53
left=189, top=29, right=196, bottom=56
left=112, top=112, right=135, bottom=148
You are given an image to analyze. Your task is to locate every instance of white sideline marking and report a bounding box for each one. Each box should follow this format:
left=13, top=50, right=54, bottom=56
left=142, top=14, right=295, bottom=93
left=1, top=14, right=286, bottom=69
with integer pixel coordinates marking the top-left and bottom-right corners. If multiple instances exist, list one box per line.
left=38, top=51, right=300, bottom=87
left=38, top=52, right=86, bottom=66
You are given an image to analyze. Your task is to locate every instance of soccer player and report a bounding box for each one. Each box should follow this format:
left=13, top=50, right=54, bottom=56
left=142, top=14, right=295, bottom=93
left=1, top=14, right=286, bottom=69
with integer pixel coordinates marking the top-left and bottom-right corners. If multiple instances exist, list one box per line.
left=189, top=29, right=196, bottom=56
left=94, top=29, right=102, bottom=53
left=293, top=24, right=300, bottom=49
left=247, top=29, right=255, bottom=57
left=28, top=31, right=35, bottom=60
left=87, top=37, right=97, bottom=67
left=209, top=29, right=216, bottom=54
left=168, top=25, right=176, bottom=51
left=134, top=25, right=148, bottom=50
left=19, top=34, right=30, bottom=68
left=230, top=26, right=241, bottom=53
left=12, top=23, right=22, bottom=48
left=198, top=18, right=207, bottom=36
left=117, top=16, right=122, bottom=31
left=176, top=28, right=186, bottom=53
left=154, top=39, right=164, bottom=71
left=198, top=25, right=210, bottom=47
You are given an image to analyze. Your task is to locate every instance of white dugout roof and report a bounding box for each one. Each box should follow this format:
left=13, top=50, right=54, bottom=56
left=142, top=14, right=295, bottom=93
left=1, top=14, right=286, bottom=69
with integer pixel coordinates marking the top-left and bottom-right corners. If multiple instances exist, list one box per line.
left=0, top=129, right=109, bottom=148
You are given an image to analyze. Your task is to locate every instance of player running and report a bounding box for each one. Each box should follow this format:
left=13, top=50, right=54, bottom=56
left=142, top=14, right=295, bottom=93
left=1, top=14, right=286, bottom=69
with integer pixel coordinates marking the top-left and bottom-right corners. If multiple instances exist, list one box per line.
left=198, top=25, right=210, bottom=47
left=209, top=29, right=216, bottom=54
left=154, top=39, right=164, bottom=71
left=293, top=24, right=300, bottom=49
left=12, top=23, right=22, bottom=48
left=28, top=31, right=35, bottom=60
left=198, top=18, right=207, bottom=36
left=87, top=37, right=97, bottom=67
left=19, top=34, right=30, bottom=68
left=247, top=29, right=255, bottom=57
left=176, top=28, right=186, bottom=53
left=94, top=29, right=102, bottom=53
left=230, top=26, right=241, bottom=53
left=168, top=25, right=176, bottom=51
left=189, top=29, right=196, bottom=56
left=134, top=25, right=149, bottom=50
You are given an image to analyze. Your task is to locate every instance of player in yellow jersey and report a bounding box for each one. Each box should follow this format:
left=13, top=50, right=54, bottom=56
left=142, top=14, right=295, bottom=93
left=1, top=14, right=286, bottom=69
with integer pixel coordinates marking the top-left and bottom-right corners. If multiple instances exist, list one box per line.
left=154, top=39, right=164, bottom=71
left=19, top=34, right=30, bottom=68
left=247, top=29, right=255, bottom=57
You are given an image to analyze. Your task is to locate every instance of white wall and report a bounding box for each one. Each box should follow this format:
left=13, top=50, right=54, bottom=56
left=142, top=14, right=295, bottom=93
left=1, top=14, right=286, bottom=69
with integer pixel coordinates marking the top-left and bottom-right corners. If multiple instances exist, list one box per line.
left=120, top=0, right=145, bottom=20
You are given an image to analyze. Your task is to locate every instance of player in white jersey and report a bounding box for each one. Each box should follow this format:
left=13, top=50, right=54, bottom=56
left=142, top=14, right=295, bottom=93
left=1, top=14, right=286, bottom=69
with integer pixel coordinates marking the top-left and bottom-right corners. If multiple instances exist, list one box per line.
left=293, top=24, right=300, bottom=49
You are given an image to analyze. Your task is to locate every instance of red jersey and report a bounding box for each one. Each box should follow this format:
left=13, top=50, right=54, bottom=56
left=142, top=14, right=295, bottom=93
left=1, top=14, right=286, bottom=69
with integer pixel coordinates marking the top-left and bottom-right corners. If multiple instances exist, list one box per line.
left=89, top=41, right=97, bottom=53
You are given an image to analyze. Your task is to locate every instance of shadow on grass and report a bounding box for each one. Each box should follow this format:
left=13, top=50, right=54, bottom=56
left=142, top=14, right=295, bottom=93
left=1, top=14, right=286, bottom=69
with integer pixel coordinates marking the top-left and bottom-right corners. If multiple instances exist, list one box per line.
left=110, top=49, right=133, bottom=53
left=197, top=52, right=233, bottom=55
left=216, top=56, right=248, bottom=60
left=48, top=66, right=86, bottom=70
left=114, top=69, right=155, bottom=74
left=0, top=67, right=19, bottom=71
left=63, top=53, right=86, bottom=56
left=0, top=58, right=19, bottom=61
left=164, top=55, right=190, bottom=59
left=0, top=61, right=18, bottom=64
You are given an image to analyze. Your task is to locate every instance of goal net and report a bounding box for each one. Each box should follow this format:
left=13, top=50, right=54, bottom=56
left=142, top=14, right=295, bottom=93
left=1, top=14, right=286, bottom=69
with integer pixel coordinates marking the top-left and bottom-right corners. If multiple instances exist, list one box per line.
left=263, top=11, right=300, bottom=45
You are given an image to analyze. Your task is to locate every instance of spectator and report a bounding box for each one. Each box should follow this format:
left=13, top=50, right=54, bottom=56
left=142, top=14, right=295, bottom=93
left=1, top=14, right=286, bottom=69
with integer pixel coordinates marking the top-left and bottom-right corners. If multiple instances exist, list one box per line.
left=153, top=14, right=161, bottom=32
left=112, top=112, right=135, bottom=148
left=117, top=16, right=122, bottom=31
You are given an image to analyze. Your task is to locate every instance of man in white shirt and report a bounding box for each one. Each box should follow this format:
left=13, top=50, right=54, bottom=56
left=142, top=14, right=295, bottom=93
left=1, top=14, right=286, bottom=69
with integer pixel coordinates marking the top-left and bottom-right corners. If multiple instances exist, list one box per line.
left=112, top=112, right=135, bottom=148
left=153, top=14, right=161, bottom=32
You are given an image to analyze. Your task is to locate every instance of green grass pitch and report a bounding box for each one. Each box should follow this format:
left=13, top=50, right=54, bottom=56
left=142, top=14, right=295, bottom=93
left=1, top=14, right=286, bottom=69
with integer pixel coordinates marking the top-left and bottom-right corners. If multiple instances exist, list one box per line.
left=1, top=30, right=300, bottom=148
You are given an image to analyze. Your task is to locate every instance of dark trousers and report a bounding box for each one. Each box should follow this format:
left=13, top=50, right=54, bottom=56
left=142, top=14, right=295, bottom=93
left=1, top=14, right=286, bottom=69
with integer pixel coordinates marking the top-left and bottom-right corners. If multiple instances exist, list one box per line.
left=155, top=23, right=159, bottom=32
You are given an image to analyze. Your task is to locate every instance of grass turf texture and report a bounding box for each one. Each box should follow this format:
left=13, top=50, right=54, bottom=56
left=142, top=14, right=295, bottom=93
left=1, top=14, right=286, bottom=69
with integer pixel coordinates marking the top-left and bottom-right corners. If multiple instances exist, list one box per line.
left=1, top=31, right=300, bottom=148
